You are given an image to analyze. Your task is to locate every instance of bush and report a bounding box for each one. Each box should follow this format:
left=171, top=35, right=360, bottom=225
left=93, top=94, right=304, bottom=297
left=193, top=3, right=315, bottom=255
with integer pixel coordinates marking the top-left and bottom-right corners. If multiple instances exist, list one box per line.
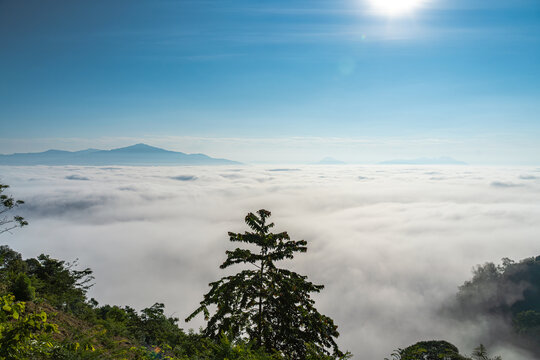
left=10, top=273, right=35, bottom=301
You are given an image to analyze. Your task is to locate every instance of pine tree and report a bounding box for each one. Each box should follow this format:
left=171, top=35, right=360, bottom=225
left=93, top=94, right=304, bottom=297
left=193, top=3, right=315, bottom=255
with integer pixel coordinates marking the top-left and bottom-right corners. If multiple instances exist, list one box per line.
left=187, top=209, right=344, bottom=359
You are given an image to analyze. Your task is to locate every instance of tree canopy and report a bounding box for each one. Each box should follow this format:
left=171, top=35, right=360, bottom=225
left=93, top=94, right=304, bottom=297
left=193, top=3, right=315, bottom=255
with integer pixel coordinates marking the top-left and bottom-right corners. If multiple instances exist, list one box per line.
left=454, top=256, right=540, bottom=354
left=386, top=341, right=501, bottom=360
left=187, top=209, right=344, bottom=359
left=394, top=340, right=468, bottom=360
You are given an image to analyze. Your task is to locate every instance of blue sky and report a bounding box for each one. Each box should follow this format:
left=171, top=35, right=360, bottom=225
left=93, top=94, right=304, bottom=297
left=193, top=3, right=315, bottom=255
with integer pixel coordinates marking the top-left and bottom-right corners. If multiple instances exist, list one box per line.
left=1, top=0, right=539, bottom=163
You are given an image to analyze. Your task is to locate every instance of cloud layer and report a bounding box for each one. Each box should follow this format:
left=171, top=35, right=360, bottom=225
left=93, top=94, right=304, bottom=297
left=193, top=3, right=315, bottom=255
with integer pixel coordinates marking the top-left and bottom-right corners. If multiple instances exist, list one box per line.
left=1, top=165, right=540, bottom=359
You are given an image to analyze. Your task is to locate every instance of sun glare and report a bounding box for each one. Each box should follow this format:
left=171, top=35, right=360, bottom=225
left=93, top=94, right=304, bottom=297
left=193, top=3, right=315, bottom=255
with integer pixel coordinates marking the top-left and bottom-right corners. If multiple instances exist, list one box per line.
left=368, top=0, right=424, bottom=16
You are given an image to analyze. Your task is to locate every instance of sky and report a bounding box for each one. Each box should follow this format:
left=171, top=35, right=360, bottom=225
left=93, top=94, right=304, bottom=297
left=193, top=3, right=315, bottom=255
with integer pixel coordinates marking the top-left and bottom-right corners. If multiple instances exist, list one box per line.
left=1, top=0, right=540, bottom=164
left=3, top=164, right=540, bottom=359
left=2, top=3, right=540, bottom=357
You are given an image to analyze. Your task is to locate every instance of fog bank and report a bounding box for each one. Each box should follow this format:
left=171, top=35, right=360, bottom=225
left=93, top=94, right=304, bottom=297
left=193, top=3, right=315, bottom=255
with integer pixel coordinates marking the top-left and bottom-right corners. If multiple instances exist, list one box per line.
left=2, top=165, right=540, bottom=359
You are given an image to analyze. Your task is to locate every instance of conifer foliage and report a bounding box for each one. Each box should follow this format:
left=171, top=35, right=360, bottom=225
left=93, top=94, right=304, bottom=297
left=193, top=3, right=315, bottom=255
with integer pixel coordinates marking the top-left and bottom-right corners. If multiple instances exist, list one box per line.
left=187, top=209, right=343, bottom=359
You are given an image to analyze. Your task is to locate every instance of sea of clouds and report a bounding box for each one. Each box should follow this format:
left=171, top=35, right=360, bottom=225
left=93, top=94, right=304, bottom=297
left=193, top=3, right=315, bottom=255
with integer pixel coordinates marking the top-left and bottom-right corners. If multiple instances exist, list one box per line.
left=1, top=165, right=540, bottom=359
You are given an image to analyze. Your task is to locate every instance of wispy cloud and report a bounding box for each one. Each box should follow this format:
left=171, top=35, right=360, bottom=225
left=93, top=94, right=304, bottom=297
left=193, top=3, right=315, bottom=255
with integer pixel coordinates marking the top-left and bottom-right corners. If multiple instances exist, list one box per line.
left=491, top=181, right=524, bottom=188
left=170, top=175, right=198, bottom=181
left=65, top=174, right=90, bottom=181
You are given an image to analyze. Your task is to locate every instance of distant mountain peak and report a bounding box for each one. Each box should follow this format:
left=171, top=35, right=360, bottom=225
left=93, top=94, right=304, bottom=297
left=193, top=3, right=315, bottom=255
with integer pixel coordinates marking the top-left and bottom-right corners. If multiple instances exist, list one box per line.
left=132, top=143, right=153, bottom=148
left=110, top=143, right=169, bottom=153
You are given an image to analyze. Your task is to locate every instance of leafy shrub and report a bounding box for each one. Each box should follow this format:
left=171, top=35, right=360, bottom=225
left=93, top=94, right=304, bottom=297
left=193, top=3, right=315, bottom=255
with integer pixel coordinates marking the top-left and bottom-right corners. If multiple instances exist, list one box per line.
left=10, top=273, right=35, bottom=301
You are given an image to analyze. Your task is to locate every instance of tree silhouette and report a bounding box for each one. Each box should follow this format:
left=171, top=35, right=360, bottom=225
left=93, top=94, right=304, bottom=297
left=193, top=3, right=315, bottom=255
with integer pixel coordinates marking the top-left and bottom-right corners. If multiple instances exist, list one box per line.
left=187, top=209, right=344, bottom=359
left=386, top=341, right=469, bottom=360
left=472, top=344, right=502, bottom=360
left=0, top=184, right=27, bottom=236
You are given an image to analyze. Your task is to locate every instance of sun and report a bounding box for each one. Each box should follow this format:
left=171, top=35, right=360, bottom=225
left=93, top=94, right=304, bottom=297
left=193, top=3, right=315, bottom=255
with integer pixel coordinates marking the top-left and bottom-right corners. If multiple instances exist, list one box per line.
left=368, top=0, right=424, bottom=16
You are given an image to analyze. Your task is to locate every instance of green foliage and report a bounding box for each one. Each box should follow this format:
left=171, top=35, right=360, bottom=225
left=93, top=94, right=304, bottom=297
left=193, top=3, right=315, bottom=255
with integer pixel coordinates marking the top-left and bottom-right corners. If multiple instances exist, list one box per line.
left=0, top=292, right=96, bottom=360
left=208, top=334, right=283, bottom=360
left=0, top=245, right=94, bottom=314
left=393, top=340, right=469, bottom=360
left=0, top=294, right=58, bottom=359
left=27, top=254, right=94, bottom=312
left=471, top=344, right=502, bottom=360
left=0, top=246, right=27, bottom=294
left=187, top=209, right=344, bottom=359
left=128, top=334, right=285, bottom=360
left=385, top=341, right=502, bottom=360
left=10, top=272, right=35, bottom=301
left=456, top=256, right=540, bottom=315
left=0, top=184, right=28, bottom=236
left=456, top=255, right=540, bottom=354
left=514, top=310, right=540, bottom=334
left=125, top=303, right=185, bottom=348
left=94, top=304, right=130, bottom=339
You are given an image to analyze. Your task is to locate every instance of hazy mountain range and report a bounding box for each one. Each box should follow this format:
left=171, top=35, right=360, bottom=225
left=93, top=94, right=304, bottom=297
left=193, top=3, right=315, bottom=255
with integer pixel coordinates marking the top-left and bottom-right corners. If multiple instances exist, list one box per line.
left=0, top=144, right=241, bottom=166
left=0, top=145, right=467, bottom=166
